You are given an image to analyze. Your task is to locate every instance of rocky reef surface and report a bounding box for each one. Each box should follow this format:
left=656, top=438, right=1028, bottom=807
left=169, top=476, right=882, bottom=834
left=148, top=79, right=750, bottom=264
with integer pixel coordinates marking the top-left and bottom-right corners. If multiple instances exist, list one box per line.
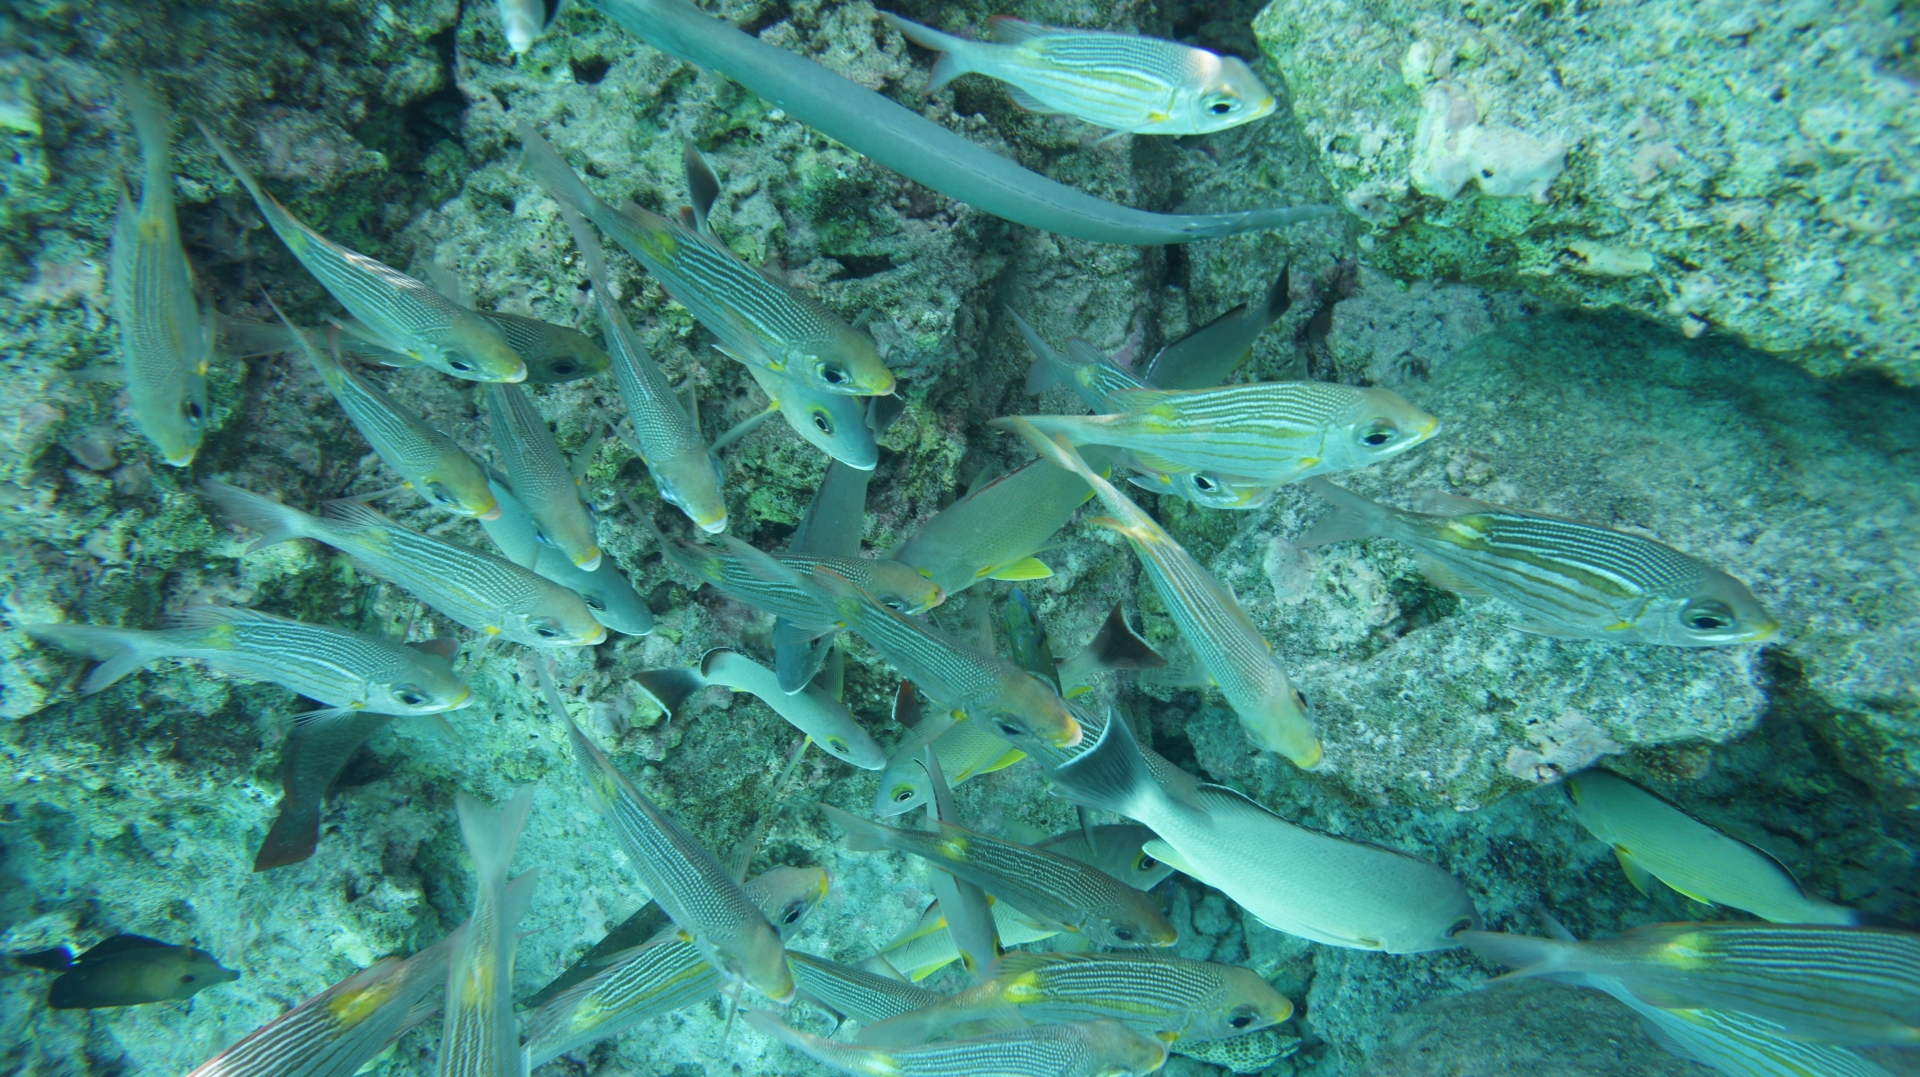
left=1, top=0, right=1916, bottom=1074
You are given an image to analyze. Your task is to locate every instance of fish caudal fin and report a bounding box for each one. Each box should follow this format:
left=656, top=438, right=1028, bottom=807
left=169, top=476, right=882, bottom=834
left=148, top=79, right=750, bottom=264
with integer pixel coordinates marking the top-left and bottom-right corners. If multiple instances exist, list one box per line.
left=818, top=802, right=895, bottom=854
left=1011, top=308, right=1068, bottom=395
left=1047, top=706, right=1159, bottom=818
left=199, top=479, right=315, bottom=553
left=880, top=12, right=976, bottom=94
left=517, top=121, right=609, bottom=227
left=455, top=786, right=537, bottom=887
left=23, top=623, right=162, bottom=694
left=997, top=416, right=1102, bottom=488
left=1298, top=478, right=1393, bottom=547
left=1455, top=931, right=1578, bottom=985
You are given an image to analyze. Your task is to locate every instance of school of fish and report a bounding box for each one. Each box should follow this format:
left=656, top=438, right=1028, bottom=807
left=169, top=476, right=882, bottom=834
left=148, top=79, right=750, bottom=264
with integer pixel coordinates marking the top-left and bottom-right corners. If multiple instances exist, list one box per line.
left=15, top=1, right=1911, bottom=1076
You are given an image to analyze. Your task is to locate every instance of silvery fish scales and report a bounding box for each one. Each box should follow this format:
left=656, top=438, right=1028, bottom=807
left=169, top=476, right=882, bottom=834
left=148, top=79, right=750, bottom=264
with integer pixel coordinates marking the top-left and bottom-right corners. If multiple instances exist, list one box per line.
left=665, top=542, right=941, bottom=629
left=1301, top=480, right=1780, bottom=646
left=749, top=1013, right=1169, bottom=1077
left=786, top=951, right=942, bottom=1024
left=114, top=79, right=211, bottom=468
left=486, top=382, right=603, bottom=570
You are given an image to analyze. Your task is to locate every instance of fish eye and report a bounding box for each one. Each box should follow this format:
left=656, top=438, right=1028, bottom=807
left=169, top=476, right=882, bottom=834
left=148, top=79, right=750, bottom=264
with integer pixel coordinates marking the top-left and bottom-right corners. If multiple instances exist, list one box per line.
left=994, top=717, right=1026, bottom=737
left=180, top=973, right=197, bottom=983
left=881, top=597, right=905, bottom=611
left=551, top=359, right=578, bottom=376
left=184, top=400, right=204, bottom=423
left=1229, top=1013, right=1253, bottom=1029
left=826, top=737, right=848, bottom=754
left=395, top=685, right=430, bottom=706
left=1682, top=600, right=1734, bottom=631
left=424, top=481, right=457, bottom=507
left=1136, top=852, right=1158, bottom=871
left=1112, top=927, right=1136, bottom=942
left=1205, top=95, right=1239, bottom=115
left=820, top=363, right=849, bottom=386
left=1193, top=474, right=1218, bottom=492
left=1358, top=421, right=1400, bottom=447
left=892, top=787, right=916, bottom=803
left=1293, top=688, right=1310, bottom=710
left=531, top=619, right=563, bottom=639
left=811, top=411, right=835, bottom=435
left=1447, top=917, right=1475, bottom=937
left=781, top=901, right=805, bottom=925
left=449, top=358, right=475, bottom=373
left=585, top=597, right=607, bottom=612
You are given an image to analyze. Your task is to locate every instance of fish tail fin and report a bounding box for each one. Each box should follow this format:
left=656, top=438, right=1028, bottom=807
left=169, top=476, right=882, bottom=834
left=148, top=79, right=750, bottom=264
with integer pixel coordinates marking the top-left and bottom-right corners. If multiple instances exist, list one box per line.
left=454, top=786, right=537, bottom=888
left=1259, top=260, right=1294, bottom=322
left=1011, top=308, right=1068, bottom=394
left=197, top=121, right=284, bottom=228
left=1047, top=706, right=1160, bottom=818
left=120, top=76, right=174, bottom=203
left=199, top=478, right=314, bottom=552
left=1298, top=478, right=1392, bottom=547
left=818, top=802, right=894, bottom=853
left=633, top=667, right=709, bottom=721
left=516, top=121, right=608, bottom=228
left=1071, top=603, right=1167, bottom=675
left=1456, top=931, right=1577, bottom=984
left=879, top=12, right=975, bottom=94
left=22, top=623, right=162, bottom=694
left=995, top=415, right=1102, bottom=485
left=258, top=291, right=343, bottom=386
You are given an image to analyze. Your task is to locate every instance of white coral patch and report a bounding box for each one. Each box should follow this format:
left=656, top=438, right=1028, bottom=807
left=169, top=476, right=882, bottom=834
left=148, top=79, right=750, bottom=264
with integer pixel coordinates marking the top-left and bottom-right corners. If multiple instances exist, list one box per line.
left=1408, top=82, right=1566, bottom=204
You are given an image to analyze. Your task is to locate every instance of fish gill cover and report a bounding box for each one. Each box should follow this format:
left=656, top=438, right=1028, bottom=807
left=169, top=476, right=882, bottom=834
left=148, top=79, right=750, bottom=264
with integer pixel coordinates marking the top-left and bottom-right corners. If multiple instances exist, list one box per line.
left=0, top=0, right=1917, bottom=1075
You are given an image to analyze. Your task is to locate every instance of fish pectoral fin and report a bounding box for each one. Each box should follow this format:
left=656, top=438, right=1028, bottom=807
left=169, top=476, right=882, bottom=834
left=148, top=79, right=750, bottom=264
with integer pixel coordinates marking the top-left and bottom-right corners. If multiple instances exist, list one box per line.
left=1510, top=619, right=1595, bottom=639
left=987, top=557, right=1053, bottom=582
left=1140, top=839, right=1197, bottom=877
left=1411, top=554, right=1492, bottom=597
left=1004, top=85, right=1061, bottom=114
left=1094, top=128, right=1137, bottom=145
left=291, top=706, right=358, bottom=728
left=1613, top=846, right=1655, bottom=897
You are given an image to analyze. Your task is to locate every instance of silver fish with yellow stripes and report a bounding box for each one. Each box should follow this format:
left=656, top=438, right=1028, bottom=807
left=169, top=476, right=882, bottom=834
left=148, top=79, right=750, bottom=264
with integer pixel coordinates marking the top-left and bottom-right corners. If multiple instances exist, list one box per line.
left=820, top=803, right=1175, bottom=948
left=748, top=1012, right=1169, bottom=1077
left=659, top=534, right=942, bottom=631
left=743, top=362, right=881, bottom=469
left=882, top=13, right=1274, bottom=138
left=1568, top=769, right=1863, bottom=926
left=264, top=297, right=498, bottom=520
left=1002, top=381, right=1438, bottom=486
left=478, top=475, right=652, bottom=637
left=786, top=951, right=943, bottom=1024
left=201, top=480, right=605, bottom=648
left=219, top=311, right=607, bottom=385
left=872, top=713, right=1026, bottom=817
left=517, top=123, right=893, bottom=397
left=553, top=201, right=727, bottom=532
left=875, top=893, right=1059, bottom=983
left=199, top=127, right=524, bottom=384
left=23, top=607, right=470, bottom=722
left=440, top=788, right=540, bottom=1077
left=1300, top=480, right=1780, bottom=646
left=1008, top=419, right=1319, bottom=766
left=862, top=951, right=1293, bottom=1047
left=1051, top=712, right=1479, bottom=952
left=523, top=865, right=828, bottom=1067
left=1459, top=922, right=1920, bottom=1046
left=888, top=449, right=1109, bottom=596
left=565, top=715, right=794, bottom=1001
left=486, top=382, right=603, bottom=570
left=798, top=565, right=1082, bottom=750
left=112, top=78, right=211, bottom=467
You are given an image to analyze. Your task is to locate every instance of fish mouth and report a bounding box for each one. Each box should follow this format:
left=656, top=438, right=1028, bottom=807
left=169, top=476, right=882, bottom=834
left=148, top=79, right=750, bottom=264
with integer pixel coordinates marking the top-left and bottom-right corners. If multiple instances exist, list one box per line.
left=449, top=685, right=475, bottom=710
left=502, top=363, right=530, bottom=384
left=697, top=512, right=729, bottom=534
left=1053, top=717, right=1085, bottom=749
left=580, top=625, right=610, bottom=646
left=162, top=449, right=198, bottom=467
left=1740, top=620, right=1783, bottom=643
left=574, top=550, right=604, bottom=571
left=476, top=504, right=503, bottom=521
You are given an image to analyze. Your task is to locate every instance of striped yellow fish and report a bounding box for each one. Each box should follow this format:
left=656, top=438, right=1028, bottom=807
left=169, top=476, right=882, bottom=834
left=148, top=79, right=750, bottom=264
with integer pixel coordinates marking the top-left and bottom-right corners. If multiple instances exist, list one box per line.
left=485, top=382, right=602, bottom=570
left=658, top=533, right=942, bottom=631
left=1299, top=480, right=1780, bottom=646
left=1002, top=381, right=1438, bottom=486
left=200, top=127, right=525, bottom=384
left=882, top=13, right=1275, bottom=138
left=1008, top=418, right=1319, bottom=766
left=874, top=893, right=1060, bottom=982
left=786, top=951, right=943, bottom=1024
left=200, top=480, right=606, bottom=647
left=1459, top=922, right=1920, bottom=1046
left=439, top=789, right=541, bottom=1077
left=112, top=78, right=210, bottom=467
left=748, top=1012, right=1169, bottom=1077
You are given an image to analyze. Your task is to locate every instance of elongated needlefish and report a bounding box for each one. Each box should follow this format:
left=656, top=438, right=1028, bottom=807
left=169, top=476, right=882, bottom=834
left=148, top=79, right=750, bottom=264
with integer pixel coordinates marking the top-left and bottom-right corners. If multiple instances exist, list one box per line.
left=1567, top=769, right=1863, bottom=925
left=517, top=124, right=892, bottom=397
left=112, top=78, right=211, bottom=467
left=439, top=788, right=540, bottom=1077
left=478, top=475, right=652, bottom=636
left=821, top=803, right=1175, bottom=948
left=785, top=951, right=943, bottom=1024
left=1003, top=380, right=1438, bottom=486
left=523, top=865, right=828, bottom=1067
left=485, top=382, right=603, bottom=570
left=1008, top=419, right=1318, bottom=765
left=862, top=951, right=1292, bottom=1047
left=578, top=0, right=1329, bottom=244
left=200, top=127, right=524, bottom=383
left=883, top=14, right=1275, bottom=138
left=550, top=204, right=726, bottom=533
left=660, top=532, right=942, bottom=631
left=24, top=607, right=472, bottom=722
left=888, top=449, right=1109, bottom=596
left=1050, top=714, right=1480, bottom=952
left=747, top=1012, right=1169, bottom=1077
left=201, top=480, right=605, bottom=648
left=694, top=649, right=885, bottom=769
left=263, top=296, right=498, bottom=519
left=1300, top=480, right=1780, bottom=646
left=1459, top=922, right=1920, bottom=1046
left=565, top=716, right=794, bottom=1001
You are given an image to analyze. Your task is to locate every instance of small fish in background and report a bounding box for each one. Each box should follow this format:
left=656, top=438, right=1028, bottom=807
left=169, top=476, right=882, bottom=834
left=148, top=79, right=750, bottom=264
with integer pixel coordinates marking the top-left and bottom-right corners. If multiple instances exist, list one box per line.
left=819, top=802, right=1177, bottom=949
left=18, top=934, right=237, bottom=1009
left=1458, top=921, right=1920, bottom=1046
left=440, top=788, right=541, bottom=1077
left=1295, top=258, right=1360, bottom=382
left=112, top=77, right=211, bottom=467
left=881, top=12, right=1276, bottom=139
left=486, top=382, right=603, bottom=570
left=697, top=649, right=886, bottom=770
left=1566, top=769, right=1868, bottom=925
left=252, top=712, right=394, bottom=871
left=747, top=1011, right=1170, bottom=1077
left=496, top=0, right=563, bottom=52
left=478, top=474, right=654, bottom=636
left=859, top=951, right=1293, bottom=1047
left=23, top=607, right=472, bottom=723
left=261, top=294, right=499, bottom=520
left=1299, top=479, right=1781, bottom=646
left=200, top=126, right=526, bottom=384
left=202, top=479, right=607, bottom=647
left=220, top=310, right=608, bottom=384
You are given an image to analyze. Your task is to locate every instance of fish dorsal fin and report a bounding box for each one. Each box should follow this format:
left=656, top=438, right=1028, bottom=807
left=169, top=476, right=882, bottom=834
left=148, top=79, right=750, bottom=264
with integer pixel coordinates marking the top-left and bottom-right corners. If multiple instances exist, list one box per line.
left=1004, top=85, right=1060, bottom=114
left=1412, top=553, right=1492, bottom=597
left=987, top=15, right=1058, bottom=43
left=867, top=390, right=908, bottom=436
left=1074, top=603, right=1168, bottom=672
left=987, top=556, right=1052, bottom=582
left=1140, top=839, right=1195, bottom=876
left=682, top=142, right=721, bottom=235
left=77, top=934, right=174, bottom=961
left=1062, top=338, right=1108, bottom=367
left=407, top=637, right=462, bottom=663
left=320, top=496, right=395, bottom=530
